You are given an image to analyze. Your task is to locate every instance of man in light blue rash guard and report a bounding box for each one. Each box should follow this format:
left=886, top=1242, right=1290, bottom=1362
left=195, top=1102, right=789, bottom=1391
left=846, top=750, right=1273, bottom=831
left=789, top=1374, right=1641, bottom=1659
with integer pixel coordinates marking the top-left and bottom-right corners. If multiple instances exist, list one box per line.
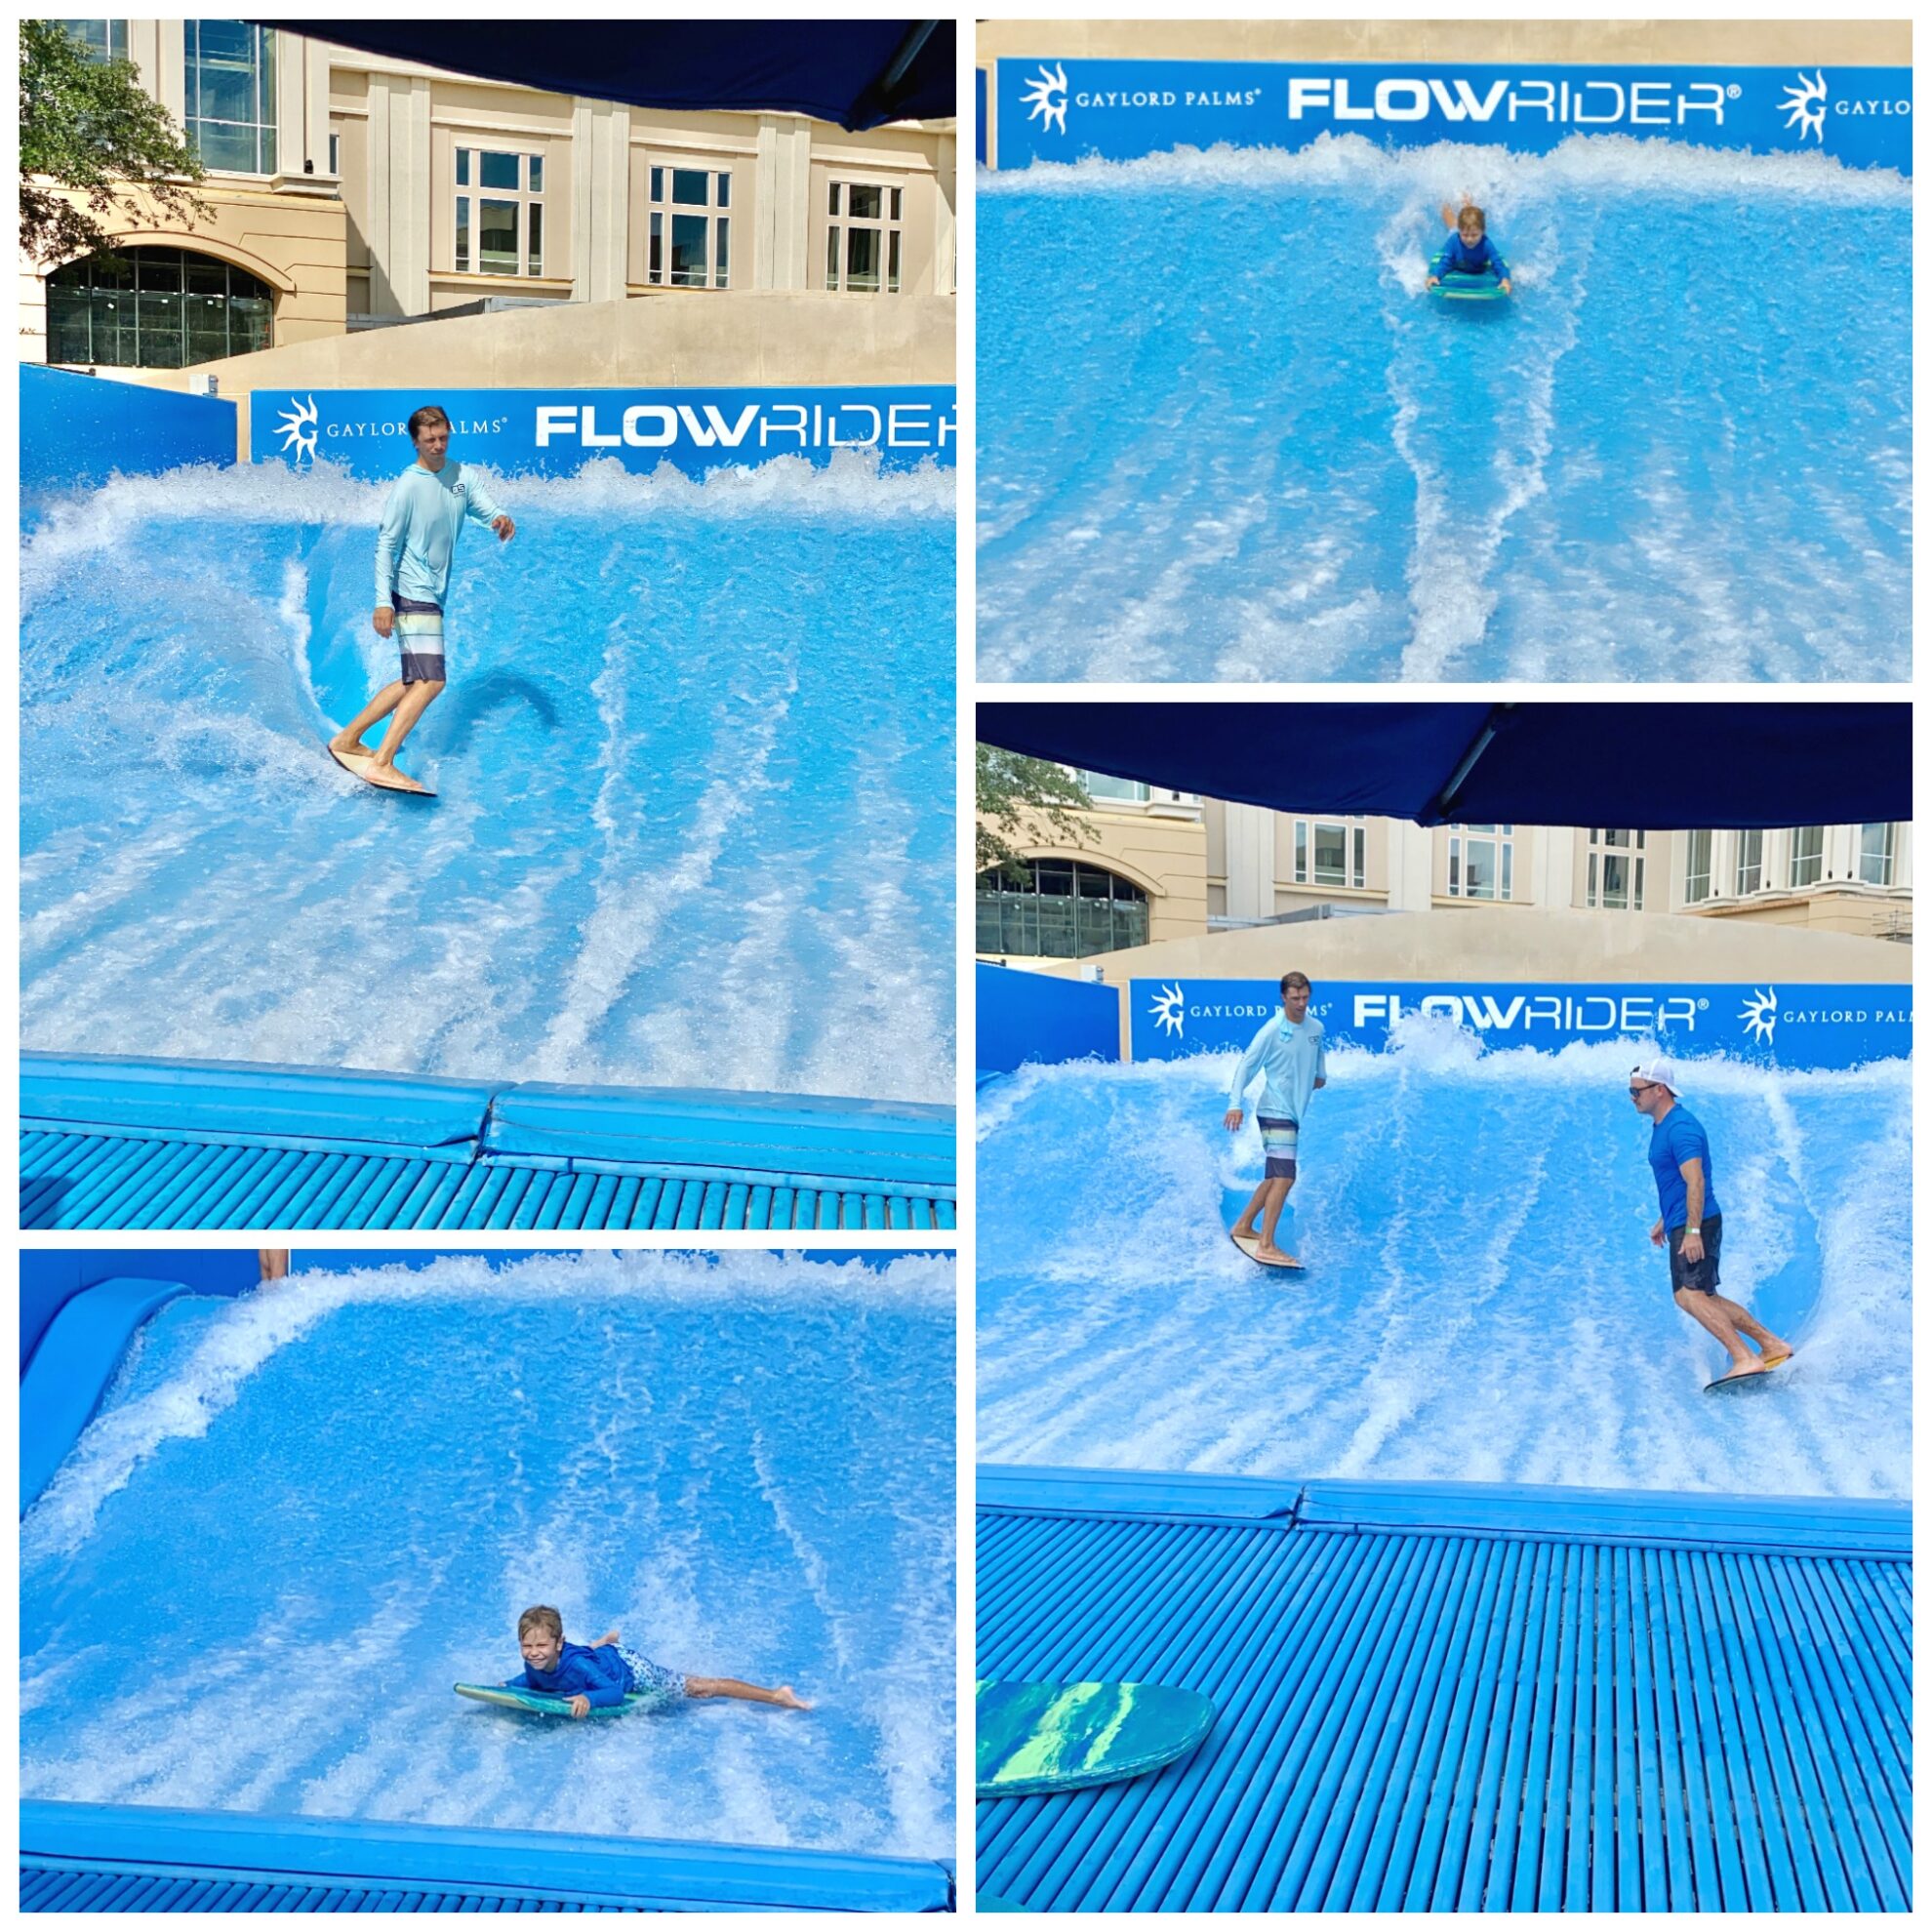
left=1225, top=971, right=1328, bottom=1267
left=1629, top=1057, right=1792, bottom=1384
left=327, top=403, right=515, bottom=793
left=507, top=1604, right=811, bottom=1718
left=1427, top=201, right=1512, bottom=295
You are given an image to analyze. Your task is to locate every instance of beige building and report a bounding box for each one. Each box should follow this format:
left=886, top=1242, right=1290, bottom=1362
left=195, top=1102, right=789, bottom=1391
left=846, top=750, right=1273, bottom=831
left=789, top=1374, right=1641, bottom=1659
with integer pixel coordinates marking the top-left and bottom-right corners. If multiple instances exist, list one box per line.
left=978, top=781, right=1912, bottom=965
left=22, top=20, right=956, bottom=371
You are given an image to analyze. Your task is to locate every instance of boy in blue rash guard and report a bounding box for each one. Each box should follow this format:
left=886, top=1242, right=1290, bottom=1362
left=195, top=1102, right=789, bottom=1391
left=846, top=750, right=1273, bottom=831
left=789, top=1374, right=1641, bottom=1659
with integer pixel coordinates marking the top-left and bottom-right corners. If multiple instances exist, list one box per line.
left=507, top=1605, right=811, bottom=1718
left=1224, top=970, right=1328, bottom=1267
left=1427, top=201, right=1512, bottom=295
left=1628, top=1058, right=1792, bottom=1384
left=328, top=403, right=515, bottom=794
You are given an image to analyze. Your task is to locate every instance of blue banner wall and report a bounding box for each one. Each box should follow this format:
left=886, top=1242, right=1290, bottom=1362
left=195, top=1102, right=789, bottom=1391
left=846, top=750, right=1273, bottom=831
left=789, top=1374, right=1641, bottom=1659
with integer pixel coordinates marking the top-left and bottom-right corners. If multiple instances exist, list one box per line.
left=979, top=963, right=1122, bottom=1074
left=22, top=364, right=235, bottom=496
left=1131, top=981, right=1912, bottom=1070
left=251, top=385, right=957, bottom=478
left=995, top=60, right=1912, bottom=174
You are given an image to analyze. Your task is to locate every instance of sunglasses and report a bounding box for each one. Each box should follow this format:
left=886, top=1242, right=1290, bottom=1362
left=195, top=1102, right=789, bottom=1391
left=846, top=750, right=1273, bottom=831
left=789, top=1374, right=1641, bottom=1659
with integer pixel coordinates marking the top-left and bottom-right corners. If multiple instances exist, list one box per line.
left=1629, top=1082, right=1661, bottom=1098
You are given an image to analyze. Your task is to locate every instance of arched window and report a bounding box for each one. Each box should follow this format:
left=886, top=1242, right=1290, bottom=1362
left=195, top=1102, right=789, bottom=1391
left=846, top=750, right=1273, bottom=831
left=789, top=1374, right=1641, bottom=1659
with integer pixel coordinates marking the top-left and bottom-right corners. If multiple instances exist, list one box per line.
left=977, top=859, right=1148, bottom=958
left=46, top=245, right=272, bottom=368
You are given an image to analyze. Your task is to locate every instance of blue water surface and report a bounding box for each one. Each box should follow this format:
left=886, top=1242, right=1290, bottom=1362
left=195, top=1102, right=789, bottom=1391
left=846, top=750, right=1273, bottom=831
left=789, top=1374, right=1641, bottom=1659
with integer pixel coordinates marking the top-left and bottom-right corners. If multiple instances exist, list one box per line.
left=21, top=456, right=954, bottom=1102
left=977, top=1035, right=1910, bottom=1496
left=20, top=1252, right=955, bottom=1855
left=978, top=139, right=1911, bottom=681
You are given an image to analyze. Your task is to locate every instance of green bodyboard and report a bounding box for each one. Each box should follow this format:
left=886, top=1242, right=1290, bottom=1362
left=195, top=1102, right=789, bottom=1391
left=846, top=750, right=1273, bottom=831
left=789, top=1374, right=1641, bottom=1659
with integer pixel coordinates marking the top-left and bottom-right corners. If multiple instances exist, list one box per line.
left=975, top=1679, right=1215, bottom=1798
left=455, top=1681, right=650, bottom=1717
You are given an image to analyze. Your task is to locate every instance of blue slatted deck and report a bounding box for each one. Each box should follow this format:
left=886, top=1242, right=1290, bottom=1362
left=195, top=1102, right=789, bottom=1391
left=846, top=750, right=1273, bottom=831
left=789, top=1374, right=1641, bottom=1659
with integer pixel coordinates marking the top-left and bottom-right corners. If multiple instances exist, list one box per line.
left=20, top=1130, right=955, bottom=1230
left=976, top=1468, right=1911, bottom=1912
left=20, top=1803, right=954, bottom=1913
left=20, top=1054, right=955, bottom=1231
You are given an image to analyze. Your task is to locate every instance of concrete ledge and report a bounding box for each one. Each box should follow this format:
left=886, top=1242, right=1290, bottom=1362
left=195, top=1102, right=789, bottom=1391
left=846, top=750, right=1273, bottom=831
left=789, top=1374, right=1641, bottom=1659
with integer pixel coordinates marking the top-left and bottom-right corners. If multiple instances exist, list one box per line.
left=977, top=20, right=1912, bottom=65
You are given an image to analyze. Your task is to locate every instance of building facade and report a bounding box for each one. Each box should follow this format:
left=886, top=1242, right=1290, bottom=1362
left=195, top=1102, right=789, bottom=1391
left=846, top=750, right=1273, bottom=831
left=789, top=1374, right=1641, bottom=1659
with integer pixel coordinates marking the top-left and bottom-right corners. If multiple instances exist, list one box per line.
left=977, top=781, right=1912, bottom=963
left=22, top=20, right=957, bottom=370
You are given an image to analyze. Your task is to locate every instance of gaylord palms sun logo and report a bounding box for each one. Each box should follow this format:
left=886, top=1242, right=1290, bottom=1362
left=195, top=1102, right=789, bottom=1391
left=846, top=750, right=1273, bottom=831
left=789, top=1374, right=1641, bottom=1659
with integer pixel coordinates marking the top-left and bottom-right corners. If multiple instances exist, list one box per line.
left=1150, top=982, right=1187, bottom=1038
left=1780, top=70, right=1828, bottom=143
left=1740, top=986, right=1779, bottom=1046
left=276, top=393, right=320, bottom=464
left=1022, top=61, right=1069, bottom=136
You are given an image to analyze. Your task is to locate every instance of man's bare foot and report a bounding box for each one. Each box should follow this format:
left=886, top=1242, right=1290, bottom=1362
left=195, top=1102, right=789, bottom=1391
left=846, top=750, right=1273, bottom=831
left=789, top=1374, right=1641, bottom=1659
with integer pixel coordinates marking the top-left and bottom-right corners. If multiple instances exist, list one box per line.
left=366, top=762, right=429, bottom=794
left=329, top=732, right=375, bottom=757
left=1230, top=1222, right=1256, bottom=1241
left=773, top=1686, right=810, bottom=1711
left=1256, top=1244, right=1297, bottom=1267
left=1716, top=1358, right=1767, bottom=1382
left=1759, top=1343, right=1794, bottom=1369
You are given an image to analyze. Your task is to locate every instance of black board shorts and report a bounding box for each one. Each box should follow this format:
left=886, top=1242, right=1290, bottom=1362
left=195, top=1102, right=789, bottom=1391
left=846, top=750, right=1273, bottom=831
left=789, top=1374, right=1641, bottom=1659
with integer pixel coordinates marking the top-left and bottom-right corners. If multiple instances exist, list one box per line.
left=1668, top=1216, right=1723, bottom=1294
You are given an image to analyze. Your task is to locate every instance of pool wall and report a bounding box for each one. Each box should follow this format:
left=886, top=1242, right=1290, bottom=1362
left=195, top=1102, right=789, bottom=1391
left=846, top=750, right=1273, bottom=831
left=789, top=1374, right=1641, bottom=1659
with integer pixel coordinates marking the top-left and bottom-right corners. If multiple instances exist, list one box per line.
left=981, top=42, right=1911, bottom=173
left=977, top=963, right=1120, bottom=1075
left=1128, top=979, right=1911, bottom=1068
left=21, top=364, right=235, bottom=496
left=252, top=383, right=956, bottom=477
left=22, top=1052, right=957, bottom=1231
left=977, top=1463, right=1910, bottom=1912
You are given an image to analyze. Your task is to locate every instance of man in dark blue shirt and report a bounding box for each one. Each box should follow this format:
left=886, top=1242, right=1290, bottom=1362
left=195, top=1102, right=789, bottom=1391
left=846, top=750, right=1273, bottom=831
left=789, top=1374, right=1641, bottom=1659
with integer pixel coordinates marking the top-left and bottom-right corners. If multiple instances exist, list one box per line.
left=1630, top=1057, right=1792, bottom=1384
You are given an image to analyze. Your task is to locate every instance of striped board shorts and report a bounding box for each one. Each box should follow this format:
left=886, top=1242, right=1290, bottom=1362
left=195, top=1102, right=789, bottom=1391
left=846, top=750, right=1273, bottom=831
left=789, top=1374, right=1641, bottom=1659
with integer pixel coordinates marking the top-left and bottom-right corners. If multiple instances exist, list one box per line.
left=617, top=1643, right=687, bottom=1704
left=1258, top=1115, right=1300, bottom=1180
left=394, top=596, right=446, bottom=684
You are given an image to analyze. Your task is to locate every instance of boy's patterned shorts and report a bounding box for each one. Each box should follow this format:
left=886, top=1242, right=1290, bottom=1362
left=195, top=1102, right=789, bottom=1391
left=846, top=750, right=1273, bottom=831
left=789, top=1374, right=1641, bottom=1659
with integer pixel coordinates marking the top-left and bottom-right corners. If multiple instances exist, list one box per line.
left=617, top=1643, right=687, bottom=1703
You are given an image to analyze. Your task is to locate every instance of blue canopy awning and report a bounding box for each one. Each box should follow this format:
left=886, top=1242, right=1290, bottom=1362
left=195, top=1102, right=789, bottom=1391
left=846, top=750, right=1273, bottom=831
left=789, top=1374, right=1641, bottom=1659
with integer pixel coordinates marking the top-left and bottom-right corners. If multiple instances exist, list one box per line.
left=977, top=703, right=1911, bottom=830
left=275, top=20, right=953, bottom=130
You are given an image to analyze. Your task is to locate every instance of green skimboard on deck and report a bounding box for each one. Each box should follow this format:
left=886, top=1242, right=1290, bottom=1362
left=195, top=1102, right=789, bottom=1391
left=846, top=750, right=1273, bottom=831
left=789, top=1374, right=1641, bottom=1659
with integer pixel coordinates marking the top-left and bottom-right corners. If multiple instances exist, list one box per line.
left=976, top=1679, right=1216, bottom=1798
left=455, top=1682, right=650, bottom=1717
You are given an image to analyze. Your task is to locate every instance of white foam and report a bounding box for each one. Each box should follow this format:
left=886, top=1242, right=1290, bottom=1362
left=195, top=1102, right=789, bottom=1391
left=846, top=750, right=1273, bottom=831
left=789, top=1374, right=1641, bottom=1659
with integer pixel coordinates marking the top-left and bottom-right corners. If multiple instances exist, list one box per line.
left=984, top=130, right=1912, bottom=204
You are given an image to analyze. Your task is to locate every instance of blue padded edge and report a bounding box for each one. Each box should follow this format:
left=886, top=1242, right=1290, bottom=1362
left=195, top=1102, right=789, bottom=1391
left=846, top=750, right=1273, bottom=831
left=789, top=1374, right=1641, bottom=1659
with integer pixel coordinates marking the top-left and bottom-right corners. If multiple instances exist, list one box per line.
left=21, top=1053, right=495, bottom=1152
left=978, top=1464, right=1301, bottom=1522
left=20, top=1278, right=196, bottom=1515
left=20, top=1802, right=951, bottom=1913
left=978, top=1465, right=1912, bottom=1560
left=1296, top=1477, right=1913, bottom=1559
left=484, top=1082, right=956, bottom=1187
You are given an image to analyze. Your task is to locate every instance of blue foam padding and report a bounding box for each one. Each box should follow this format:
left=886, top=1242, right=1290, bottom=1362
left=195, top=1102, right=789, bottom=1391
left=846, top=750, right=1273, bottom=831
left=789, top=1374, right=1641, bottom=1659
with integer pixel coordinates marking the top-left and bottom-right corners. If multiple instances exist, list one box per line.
left=979, top=1464, right=1301, bottom=1522
left=976, top=962, right=1121, bottom=1074
left=20, top=1053, right=497, bottom=1151
left=20, top=1800, right=952, bottom=1913
left=483, top=1082, right=956, bottom=1187
left=20, top=1277, right=198, bottom=1513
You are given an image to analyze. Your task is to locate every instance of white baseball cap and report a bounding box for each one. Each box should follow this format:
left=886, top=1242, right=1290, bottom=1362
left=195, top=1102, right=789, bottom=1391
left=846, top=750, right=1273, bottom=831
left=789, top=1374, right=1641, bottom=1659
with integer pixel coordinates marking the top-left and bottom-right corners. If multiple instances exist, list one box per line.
left=1629, top=1056, right=1680, bottom=1096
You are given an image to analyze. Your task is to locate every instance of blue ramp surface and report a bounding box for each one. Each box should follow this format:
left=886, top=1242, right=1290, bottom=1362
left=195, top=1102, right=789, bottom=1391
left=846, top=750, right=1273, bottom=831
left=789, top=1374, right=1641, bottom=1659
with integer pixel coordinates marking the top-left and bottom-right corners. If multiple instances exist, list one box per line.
left=977, top=1470, right=1911, bottom=1912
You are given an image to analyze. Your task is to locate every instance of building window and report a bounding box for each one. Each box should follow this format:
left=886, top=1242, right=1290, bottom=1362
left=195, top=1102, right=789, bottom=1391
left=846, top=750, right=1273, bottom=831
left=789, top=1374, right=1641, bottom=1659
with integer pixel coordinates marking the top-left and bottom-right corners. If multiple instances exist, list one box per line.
left=455, top=147, right=545, bottom=276
left=1586, top=829, right=1645, bottom=910
left=1291, top=818, right=1367, bottom=890
left=646, top=166, right=730, bottom=288
left=1789, top=825, right=1825, bottom=890
left=1734, top=828, right=1764, bottom=896
left=976, top=861, right=1148, bottom=959
left=1073, top=768, right=1150, bottom=805
left=184, top=20, right=276, bottom=174
left=58, top=20, right=129, bottom=62
left=1447, top=824, right=1513, bottom=901
left=1683, top=829, right=1712, bottom=906
left=826, top=180, right=902, bottom=293
left=1857, top=824, right=1896, bottom=888
left=328, top=131, right=340, bottom=175
left=46, top=245, right=272, bottom=368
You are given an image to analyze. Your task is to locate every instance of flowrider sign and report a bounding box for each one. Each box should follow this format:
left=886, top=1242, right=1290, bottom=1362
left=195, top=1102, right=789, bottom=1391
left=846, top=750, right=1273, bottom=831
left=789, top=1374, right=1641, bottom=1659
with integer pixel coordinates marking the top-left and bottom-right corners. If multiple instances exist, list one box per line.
left=996, top=60, right=1912, bottom=174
